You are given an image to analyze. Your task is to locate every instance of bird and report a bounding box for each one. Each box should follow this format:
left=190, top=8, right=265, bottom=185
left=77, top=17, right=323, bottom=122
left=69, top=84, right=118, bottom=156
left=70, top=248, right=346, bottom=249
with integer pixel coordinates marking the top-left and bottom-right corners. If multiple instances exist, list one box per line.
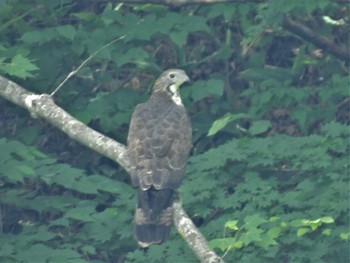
left=127, top=69, right=192, bottom=247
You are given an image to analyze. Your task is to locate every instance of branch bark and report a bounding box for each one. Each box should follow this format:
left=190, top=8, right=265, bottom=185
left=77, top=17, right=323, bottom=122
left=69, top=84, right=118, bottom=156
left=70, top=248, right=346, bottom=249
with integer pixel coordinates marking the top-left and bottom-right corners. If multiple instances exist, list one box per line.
left=173, top=201, right=224, bottom=263
left=0, top=75, right=225, bottom=263
left=111, top=0, right=348, bottom=5
left=112, top=0, right=263, bottom=6
left=282, top=16, right=349, bottom=63
left=0, top=77, right=129, bottom=170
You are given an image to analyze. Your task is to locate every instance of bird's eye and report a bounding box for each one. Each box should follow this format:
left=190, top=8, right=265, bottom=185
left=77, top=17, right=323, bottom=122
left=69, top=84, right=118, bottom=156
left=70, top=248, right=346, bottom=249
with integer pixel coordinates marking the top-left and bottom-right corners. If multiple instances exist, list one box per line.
left=169, top=73, right=175, bottom=79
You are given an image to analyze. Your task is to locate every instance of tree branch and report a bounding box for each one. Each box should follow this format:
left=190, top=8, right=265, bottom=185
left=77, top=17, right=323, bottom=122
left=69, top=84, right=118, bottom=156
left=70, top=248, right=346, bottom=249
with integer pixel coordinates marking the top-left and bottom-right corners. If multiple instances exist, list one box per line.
left=0, top=77, right=129, bottom=170
left=110, top=0, right=348, bottom=5
left=173, top=201, right=224, bottom=263
left=0, top=75, right=224, bottom=263
left=282, top=16, right=349, bottom=63
left=114, top=0, right=261, bottom=6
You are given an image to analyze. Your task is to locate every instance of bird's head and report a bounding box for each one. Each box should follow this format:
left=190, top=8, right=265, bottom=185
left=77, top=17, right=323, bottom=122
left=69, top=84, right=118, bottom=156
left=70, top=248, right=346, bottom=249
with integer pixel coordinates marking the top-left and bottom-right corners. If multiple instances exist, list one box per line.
left=153, top=69, right=190, bottom=95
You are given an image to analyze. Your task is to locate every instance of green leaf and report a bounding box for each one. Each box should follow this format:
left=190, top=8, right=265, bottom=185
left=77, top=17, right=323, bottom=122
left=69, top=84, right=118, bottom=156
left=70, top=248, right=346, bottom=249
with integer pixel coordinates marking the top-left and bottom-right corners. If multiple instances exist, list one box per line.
left=72, top=176, right=99, bottom=195
left=225, top=220, right=239, bottom=231
left=240, top=67, right=293, bottom=83
left=208, top=113, right=251, bottom=136
left=32, top=226, right=57, bottom=241
left=0, top=243, right=15, bottom=256
left=1, top=164, right=25, bottom=183
left=297, top=227, right=310, bottom=236
left=319, top=216, right=335, bottom=224
left=50, top=218, right=70, bottom=227
left=56, top=25, right=76, bottom=41
left=65, top=206, right=95, bottom=223
left=322, top=229, right=331, bottom=236
left=256, top=227, right=281, bottom=249
left=81, top=245, right=96, bottom=254
left=290, top=107, right=308, bottom=131
left=189, top=79, right=224, bottom=102
left=16, top=244, right=54, bottom=262
left=114, top=47, right=150, bottom=67
left=209, top=238, right=239, bottom=251
left=41, top=164, right=89, bottom=190
left=322, top=121, right=349, bottom=137
left=208, top=114, right=231, bottom=136
left=301, top=217, right=335, bottom=231
left=16, top=165, right=36, bottom=177
left=0, top=54, right=39, bottom=79
left=169, top=30, right=188, bottom=47
left=21, top=31, right=43, bottom=43
left=244, top=214, right=266, bottom=227
left=249, top=120, right=271, bottom=135
left=238, top=214, right=266, bottom=246
left=240, top=227, right=264, bottom=245
left=269, top=216, right=280, bottom=222
left=49, top=248, right=82, bottom=262
left=340, top=232, right=350, bottom=240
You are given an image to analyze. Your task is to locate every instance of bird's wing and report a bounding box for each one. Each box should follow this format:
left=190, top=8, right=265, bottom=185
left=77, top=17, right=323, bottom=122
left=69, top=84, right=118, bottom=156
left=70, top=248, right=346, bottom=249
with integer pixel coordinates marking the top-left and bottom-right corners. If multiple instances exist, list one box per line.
left=127, top=103, right=150, bottom=187
left=128, top=104, right=192, bottom=190
left=150, top=106, right=192, bottom=190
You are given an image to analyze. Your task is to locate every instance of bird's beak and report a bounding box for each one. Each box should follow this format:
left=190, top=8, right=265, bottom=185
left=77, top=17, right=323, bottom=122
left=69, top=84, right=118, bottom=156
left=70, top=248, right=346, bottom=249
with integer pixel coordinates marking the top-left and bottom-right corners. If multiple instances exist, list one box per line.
left=181, top=74, right=190, bottom=85
left=172, top=72, right=190, bottom=90
left=185, top=74, right=190, bottom=83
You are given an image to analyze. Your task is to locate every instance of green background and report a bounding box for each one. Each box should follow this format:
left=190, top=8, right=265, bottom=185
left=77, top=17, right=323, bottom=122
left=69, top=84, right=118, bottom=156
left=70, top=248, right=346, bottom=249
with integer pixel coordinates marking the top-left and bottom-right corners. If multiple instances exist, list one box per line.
left=0, top=0, right=349, bottom=262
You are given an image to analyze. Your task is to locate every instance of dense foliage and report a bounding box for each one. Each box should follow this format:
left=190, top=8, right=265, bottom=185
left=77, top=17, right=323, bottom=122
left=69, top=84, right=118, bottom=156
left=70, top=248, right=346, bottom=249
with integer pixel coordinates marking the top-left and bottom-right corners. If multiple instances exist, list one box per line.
left=0, top=0, right=349, bottom=262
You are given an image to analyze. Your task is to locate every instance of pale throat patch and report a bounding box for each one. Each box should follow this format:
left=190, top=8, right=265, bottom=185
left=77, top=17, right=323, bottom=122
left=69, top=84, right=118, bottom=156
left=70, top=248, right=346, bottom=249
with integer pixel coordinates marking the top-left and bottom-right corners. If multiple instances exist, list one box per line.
left=168, top=84, right=183, bottom=106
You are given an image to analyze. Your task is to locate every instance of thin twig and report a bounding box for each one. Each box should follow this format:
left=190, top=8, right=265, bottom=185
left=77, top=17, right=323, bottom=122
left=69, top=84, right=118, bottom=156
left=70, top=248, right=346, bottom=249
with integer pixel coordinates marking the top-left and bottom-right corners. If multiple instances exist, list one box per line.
left=221, top=223, right=245, bottom=259
left=50, top=35, right=126, bottom=97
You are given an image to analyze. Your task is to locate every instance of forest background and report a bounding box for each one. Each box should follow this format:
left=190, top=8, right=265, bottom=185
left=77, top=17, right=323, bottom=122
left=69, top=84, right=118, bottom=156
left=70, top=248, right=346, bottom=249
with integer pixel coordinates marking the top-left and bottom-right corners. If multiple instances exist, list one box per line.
left=0, top=0, right=349, bottom=262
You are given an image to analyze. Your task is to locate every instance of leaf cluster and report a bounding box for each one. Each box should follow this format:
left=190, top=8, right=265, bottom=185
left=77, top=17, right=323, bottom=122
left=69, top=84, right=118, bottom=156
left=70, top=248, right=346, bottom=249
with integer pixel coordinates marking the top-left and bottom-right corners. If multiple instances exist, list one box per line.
left=0, top=138, right=135, bottom=262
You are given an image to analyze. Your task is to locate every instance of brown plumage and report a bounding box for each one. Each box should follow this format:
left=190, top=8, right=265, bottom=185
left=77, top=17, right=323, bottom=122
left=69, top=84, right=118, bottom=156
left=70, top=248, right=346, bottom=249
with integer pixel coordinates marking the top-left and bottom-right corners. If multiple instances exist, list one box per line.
left=127, top=69, right=192, bottom=247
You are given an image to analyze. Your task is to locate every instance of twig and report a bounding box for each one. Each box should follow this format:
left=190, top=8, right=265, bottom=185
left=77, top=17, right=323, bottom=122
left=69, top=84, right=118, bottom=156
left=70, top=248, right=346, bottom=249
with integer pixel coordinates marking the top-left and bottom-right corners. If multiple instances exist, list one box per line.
left=220, top=223, right=245, bottom=259
left=50, top=35, right=126, bottom=97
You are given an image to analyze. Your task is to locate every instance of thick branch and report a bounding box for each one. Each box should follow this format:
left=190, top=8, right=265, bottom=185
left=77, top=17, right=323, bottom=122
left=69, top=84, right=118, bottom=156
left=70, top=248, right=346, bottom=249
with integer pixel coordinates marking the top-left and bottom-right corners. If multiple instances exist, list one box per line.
left=283, top=16, right=349, bottom=63
left=0, top=75, right=224, bottom=263
left=111, top=0, right=347, bottom=5
left=173, top=201, right=225, bottom=263
left=0, top=76, right=129, bottom=170
left=112, top=0, right=262, bottom=6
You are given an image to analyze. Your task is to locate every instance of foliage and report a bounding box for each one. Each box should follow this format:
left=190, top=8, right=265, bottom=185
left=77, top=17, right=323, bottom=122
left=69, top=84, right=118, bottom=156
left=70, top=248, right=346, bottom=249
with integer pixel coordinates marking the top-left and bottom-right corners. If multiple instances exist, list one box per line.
left=0, top=138, right=135, bottom=262
left=0, top=0, right=349, bottom=262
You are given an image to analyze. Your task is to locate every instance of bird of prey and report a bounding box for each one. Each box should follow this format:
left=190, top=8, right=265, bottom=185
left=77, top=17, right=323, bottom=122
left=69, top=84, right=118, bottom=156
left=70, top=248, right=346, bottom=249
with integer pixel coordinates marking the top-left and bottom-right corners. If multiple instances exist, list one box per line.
left=127, top=69, right=192, bottom=247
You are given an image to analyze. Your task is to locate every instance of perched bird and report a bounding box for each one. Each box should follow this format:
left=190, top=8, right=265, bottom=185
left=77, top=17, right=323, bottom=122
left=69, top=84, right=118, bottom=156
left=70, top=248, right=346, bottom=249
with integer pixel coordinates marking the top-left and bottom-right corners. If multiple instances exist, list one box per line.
left=127, top=69, right=192, bottom=247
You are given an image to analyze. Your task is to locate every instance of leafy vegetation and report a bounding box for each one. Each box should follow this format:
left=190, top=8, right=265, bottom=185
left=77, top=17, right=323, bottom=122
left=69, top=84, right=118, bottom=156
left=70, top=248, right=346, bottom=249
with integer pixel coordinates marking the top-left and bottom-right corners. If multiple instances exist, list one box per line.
left=0, top=0, right=349, bottom=262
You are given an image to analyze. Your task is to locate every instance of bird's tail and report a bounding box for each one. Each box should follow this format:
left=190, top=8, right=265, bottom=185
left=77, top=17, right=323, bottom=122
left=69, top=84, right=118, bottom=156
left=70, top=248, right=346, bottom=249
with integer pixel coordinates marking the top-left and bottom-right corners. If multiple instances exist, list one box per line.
left=134, top=187, right=174, bottom=247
